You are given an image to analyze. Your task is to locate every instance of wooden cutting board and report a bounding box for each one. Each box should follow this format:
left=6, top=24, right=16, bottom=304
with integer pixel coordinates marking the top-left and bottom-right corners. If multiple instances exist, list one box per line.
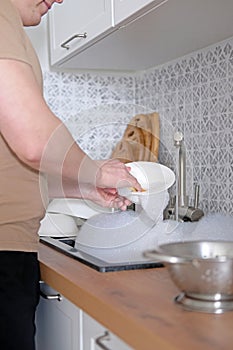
left=111, top=112, right=160, bottom=163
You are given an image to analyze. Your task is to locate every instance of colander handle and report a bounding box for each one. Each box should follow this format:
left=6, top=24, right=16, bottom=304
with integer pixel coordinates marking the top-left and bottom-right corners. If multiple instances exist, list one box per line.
left=143, top=250, right=189, bottom=264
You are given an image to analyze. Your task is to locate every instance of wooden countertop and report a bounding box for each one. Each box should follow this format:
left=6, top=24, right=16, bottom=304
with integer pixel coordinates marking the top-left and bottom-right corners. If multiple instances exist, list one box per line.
left=39, top=243, right=233, bottom=350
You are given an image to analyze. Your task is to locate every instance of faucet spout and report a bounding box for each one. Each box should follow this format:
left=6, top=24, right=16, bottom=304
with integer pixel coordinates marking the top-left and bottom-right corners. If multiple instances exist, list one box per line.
left=174, top=131, right=187, bottom=207
left=163, top=132, right=204, bottom=222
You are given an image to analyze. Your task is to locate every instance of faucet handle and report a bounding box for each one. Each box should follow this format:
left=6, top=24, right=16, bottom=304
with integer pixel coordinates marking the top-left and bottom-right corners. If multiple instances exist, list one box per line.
left=184, top=184, right=204, bottom=221
left=184, top=206, right=204, bottom=222
left=194, top=184, right=200, bottom=209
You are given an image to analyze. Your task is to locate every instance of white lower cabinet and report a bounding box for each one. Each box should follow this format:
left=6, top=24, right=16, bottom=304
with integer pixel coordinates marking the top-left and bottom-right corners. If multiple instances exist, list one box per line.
left=82, top=312, right=133, bottom=350
left=35, top=283, right=82, bottom=350
left=35, top=283, right=132, bottom=350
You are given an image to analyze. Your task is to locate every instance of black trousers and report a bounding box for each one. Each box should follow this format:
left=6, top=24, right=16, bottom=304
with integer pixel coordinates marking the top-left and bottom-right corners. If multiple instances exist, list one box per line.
left=0, top=252, right=40, bottom=350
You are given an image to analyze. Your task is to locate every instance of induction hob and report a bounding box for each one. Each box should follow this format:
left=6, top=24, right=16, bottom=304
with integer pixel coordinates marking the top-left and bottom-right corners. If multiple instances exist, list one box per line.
left=40, top=236, right=163, bottom=273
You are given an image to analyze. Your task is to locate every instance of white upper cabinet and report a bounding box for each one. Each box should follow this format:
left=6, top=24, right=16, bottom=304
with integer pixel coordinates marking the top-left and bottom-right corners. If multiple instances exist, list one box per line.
left=48, top=0, right=233, bottom=71
left=113, top=0, right=167, bottom=26
left=49, top=0, right=113, bottom=66
left=48, top=0, right=163, bottom=68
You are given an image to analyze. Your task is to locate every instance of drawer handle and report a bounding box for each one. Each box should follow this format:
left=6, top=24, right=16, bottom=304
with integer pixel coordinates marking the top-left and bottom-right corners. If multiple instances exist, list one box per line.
left=39, top=281, right=62, bottom=301
left=61, top=33, right=87, bottom=50
left=40, top=290, right=62, bottom=301
left=95, top=331, right=112, bottom=350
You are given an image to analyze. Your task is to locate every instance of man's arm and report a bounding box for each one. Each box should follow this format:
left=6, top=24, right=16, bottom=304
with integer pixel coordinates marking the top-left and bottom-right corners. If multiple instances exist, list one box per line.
left=0, top=59, right=141, bottom=206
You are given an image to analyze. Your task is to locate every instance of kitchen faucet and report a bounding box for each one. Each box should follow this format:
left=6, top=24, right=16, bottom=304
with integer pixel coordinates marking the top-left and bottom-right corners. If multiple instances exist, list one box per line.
left=164, top=131, right=204, bottom=222
left=174, top=131, right=187, bottom=208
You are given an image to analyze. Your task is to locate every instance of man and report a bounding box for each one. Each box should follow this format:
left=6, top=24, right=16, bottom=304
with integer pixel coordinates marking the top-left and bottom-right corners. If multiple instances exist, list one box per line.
left=0, top=1, right=141, bottom=349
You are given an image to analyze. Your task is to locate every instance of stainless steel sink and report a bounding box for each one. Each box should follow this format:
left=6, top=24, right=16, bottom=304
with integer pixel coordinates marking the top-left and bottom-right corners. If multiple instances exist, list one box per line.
left=40, top=236, right=163, bottom=272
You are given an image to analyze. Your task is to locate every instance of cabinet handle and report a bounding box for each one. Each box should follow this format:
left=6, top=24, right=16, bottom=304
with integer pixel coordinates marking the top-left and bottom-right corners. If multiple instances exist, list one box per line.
left=95, top=331, right=112, bottom=350
left=61, top=33, right=87, bottom=50
left=40, top=290, right=62, bottom=301
left=39, top=281, right=62, bottom=301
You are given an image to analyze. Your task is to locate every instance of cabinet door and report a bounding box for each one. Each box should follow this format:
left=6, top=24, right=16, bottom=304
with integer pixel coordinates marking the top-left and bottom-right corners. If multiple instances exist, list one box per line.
left=35, top=283, right=82, bottom=350
left=113, top=0, right=167, bottom=26
left=49, top=0, right=113, bottom=65
left=83, top=313, right=132, bottom=350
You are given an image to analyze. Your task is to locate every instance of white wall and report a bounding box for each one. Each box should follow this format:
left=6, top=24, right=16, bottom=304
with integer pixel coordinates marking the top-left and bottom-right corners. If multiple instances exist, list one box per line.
left=24, top=17, right=233, bottom=216
left=42, top=37, right=233, bottom=216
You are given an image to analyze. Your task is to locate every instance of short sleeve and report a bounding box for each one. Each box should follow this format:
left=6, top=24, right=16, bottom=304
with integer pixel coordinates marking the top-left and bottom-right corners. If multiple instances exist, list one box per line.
left=0, top=0, right=31, bottom=65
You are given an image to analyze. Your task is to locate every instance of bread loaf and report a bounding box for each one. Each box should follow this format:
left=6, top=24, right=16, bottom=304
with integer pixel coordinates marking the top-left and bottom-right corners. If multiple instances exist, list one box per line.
left=149, top=112, right=160, bottom=161
left=111, top=112, right=160, bottom=163
left=110, top=140, right=134, bottom=163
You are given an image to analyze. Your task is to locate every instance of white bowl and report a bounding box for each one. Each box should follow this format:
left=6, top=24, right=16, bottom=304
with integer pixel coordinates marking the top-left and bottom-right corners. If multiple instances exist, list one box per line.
left=118, top=161, right=175, bottom=204
left=47, top=198, right=111, bottom=219
left=38, top=213, right=78, bottom=237
left=75, top=210, right=155, bottom=249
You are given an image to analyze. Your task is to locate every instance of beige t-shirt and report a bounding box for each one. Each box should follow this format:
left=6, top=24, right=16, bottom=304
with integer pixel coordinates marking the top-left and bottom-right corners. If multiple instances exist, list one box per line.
left=0, top=0, right=48, bottom=252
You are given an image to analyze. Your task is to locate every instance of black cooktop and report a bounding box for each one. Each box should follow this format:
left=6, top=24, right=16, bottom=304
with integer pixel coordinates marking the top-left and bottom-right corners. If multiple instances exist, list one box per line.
left=40, top=236, right=163, bottom=273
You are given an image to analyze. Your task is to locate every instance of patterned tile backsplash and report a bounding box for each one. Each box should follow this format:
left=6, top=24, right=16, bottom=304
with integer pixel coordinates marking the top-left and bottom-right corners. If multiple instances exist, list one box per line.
left=43, top=37, right=233, bottom=216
